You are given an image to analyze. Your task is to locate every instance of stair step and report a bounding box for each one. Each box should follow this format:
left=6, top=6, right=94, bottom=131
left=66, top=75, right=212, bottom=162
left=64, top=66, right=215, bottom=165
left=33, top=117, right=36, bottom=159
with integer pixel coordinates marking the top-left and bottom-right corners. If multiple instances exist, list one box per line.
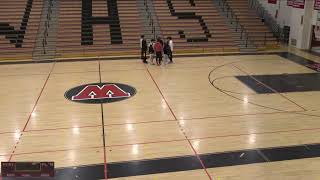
left=32, top=0, right=59, bottom=60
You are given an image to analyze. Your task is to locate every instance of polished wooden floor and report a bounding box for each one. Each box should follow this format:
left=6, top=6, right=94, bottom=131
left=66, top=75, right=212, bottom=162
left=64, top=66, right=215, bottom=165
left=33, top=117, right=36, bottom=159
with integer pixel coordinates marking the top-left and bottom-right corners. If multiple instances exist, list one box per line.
left=0, top=51, right=320, bottom=179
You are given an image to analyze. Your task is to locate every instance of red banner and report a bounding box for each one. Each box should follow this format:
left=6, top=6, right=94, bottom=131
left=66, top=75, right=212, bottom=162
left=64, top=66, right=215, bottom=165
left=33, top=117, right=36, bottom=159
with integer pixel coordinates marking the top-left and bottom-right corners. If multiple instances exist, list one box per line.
left=315, top=0, right=320, bottom=10
left=268, top=0, right=277, bottom=4
left=292, top=0, right=305, bottom=9
left=288, top=0, right=293, bottom=6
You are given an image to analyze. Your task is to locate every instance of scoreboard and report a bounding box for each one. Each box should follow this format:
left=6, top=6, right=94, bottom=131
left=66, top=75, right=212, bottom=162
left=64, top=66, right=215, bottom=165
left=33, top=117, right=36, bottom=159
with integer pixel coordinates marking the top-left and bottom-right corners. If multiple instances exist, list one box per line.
left=1, top=162, right=54, bottom=177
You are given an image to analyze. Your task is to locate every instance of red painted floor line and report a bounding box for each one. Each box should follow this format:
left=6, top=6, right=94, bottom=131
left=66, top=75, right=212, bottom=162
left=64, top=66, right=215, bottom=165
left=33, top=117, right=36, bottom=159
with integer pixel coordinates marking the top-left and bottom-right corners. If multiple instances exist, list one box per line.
left=2, top=110, right=319, bottom=135
left=188, top=127, right=320, bottom=141
left=8, top=63, right=56, bottom=162
left=50, top=68, right=146, bottom=75
left=145, top=66, right=213, bottom=180
left=105, top=119, right=176, bottom=126
left=105, top=139, right=187, bottom=148
left=22, top=119, right=176, bottom=133
left=0, top=73, right=49, bottom=77
left=6, top=146, right=103, bottom=157
left=0, top=131, right=16, bottom=135
left=3, top=126, right=320, bottom=157
left=23, top=124, right=103, bottom=133
left=181, top=110, right=305, bottom=120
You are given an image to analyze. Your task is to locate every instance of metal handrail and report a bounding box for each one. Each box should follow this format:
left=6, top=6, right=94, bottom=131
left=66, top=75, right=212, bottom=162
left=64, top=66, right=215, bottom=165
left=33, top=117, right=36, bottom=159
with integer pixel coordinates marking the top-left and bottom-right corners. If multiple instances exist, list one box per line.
left=32, top=0, right=47, bottom=58
left=144, top=0, right=155, bottom=38
left=150, top=0, right=162, bottom=38
left=248, top=0, right=284, bottom=45
left=42, top=0, right=54, bottom=54
left=143, top=0, right=161, bottom=39
left=218, top=0, right=256, bottom=48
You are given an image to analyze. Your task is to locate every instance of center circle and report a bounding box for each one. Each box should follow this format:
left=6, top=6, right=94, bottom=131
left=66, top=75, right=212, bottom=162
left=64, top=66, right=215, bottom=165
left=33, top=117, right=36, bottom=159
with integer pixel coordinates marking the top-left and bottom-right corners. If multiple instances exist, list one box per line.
left=64, top=82, right=136, bottom=104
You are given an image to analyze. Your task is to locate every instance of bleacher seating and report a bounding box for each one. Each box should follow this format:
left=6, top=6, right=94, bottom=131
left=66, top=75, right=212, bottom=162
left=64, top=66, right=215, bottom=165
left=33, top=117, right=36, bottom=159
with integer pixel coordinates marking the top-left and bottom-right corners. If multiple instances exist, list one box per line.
left=56, top=0, right=142, bottom=58
left=0, top=0, right=42, bottom=60
left=0, top=0, right=282, bottom=60
left=226, top=0, right=278, bottom=48
left=153, top=0, right=239, bottom=52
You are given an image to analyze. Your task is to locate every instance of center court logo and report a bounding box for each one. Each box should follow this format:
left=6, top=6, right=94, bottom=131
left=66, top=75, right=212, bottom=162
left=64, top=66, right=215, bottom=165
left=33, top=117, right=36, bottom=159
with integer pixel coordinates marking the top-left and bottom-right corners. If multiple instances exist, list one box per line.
left=65, top=83, right=136, bottom=104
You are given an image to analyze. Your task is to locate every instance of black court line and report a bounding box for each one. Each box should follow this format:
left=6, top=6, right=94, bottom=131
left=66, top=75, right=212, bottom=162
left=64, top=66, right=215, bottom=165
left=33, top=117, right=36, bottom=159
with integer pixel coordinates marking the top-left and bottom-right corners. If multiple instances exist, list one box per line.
left=233, top=65, right=308, bottom=111
left=208, top=60, right=304, bottom=113
left=98, top=58, right=108, bottom=179
left=21, top=143, right=320, bottom=180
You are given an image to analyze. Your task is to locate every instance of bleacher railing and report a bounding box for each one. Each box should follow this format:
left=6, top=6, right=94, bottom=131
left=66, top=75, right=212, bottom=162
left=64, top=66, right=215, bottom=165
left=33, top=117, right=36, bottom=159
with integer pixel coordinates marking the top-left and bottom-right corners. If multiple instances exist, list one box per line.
left=31, top=0, right=54, bottom=59
left=42, top=0, right=53, bottom=55
left=144, top=0, right=160, bottom=39
left=218, top=0, right=256, bottom=49
left=248, top=0, right=284, bottom=45
left=31, top=0, right=46, bottom=59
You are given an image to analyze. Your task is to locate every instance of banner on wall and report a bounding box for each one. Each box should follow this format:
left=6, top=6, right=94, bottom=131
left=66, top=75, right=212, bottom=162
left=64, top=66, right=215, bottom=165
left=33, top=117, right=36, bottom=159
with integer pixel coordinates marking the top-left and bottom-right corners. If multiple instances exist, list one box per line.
left=315, top=0, right=320, bottom=10
left=314, top=25, right=320, bottom=41
left=268, top=0, right=277, bottom=4
left=287, top=0, right=293, bottom=6
left=310, top=25, right=320, bottom=71
left=292, top=0, right=305, bottom=9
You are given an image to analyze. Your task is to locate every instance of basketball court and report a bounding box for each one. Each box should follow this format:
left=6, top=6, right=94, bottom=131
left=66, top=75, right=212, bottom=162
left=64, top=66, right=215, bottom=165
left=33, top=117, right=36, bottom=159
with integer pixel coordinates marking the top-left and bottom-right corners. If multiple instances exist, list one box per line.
left=0, top=50, right=319, bottom=179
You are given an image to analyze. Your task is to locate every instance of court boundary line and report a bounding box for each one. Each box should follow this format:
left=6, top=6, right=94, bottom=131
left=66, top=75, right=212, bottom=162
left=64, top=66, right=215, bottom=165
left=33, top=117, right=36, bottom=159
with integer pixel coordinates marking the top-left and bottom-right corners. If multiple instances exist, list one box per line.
left=145, top=64, right=212, bottom=180
left=3, top=127, right=320, bottom=157
left=0, top=52, right=285, bottom=65
left=2, top=110, right=320, bottom=135
left=7, top=61, right=57, bottom=162
left=10, top=142, right=319, bottom=179
left=0, top=66, right=215, bottom=78
left=0, top=51, right=318, bottom=173
left=0, top=69, right=146, bottom=78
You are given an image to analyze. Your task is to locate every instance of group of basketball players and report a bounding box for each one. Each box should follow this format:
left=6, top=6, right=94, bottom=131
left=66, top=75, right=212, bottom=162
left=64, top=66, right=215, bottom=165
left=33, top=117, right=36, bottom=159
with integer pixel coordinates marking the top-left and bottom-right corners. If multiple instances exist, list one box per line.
left=140, top=35, right=173, bottom=66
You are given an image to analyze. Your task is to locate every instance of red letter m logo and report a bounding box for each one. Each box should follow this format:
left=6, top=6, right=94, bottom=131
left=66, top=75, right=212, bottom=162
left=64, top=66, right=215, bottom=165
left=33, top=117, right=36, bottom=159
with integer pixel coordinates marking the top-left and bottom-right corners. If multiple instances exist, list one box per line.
left=72, top=84, right=131, bottom=100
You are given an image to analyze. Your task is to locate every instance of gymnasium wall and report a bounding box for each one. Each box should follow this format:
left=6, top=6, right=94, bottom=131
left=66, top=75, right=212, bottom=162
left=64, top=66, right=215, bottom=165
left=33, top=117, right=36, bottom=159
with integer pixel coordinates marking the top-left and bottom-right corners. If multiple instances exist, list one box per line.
left=258, top=0, right=318, bottom=50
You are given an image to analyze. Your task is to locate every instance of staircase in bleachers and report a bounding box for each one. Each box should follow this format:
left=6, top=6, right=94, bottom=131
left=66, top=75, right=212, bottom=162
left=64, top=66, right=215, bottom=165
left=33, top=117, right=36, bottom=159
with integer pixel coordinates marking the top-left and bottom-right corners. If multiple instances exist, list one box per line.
left=226, top=0, right=279, bottom=49
left=137, top=0, right=161, bottom=41
left=32, top=0, right=60, bottom=60
left=153, top=0, right=239, bottom=53
left=0, top=0, right=43, bottom=60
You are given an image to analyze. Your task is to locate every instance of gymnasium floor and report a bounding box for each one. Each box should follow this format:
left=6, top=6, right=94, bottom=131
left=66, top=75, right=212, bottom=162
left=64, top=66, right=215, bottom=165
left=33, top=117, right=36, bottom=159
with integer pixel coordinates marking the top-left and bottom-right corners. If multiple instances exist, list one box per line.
left=0, top=51, right=320, bottom=179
